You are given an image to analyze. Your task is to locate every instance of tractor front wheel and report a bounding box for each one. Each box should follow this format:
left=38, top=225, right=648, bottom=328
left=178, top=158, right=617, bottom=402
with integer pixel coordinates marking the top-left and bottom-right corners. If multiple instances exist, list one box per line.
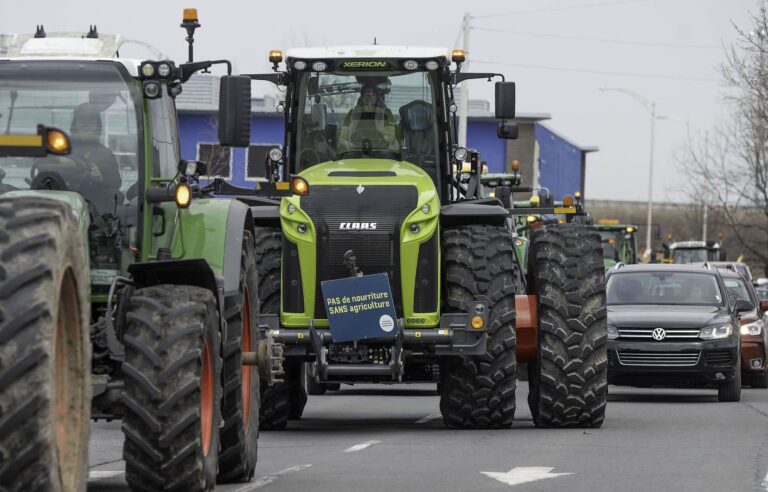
left=527, top=223, right=608, bottom=428
left=254, top=227, right=307, bottom=430
left=122, top=285, right=222, bottom=491
left=439, top=224, right=518, bottom=429
left=0, top=198, right=90, bottom=491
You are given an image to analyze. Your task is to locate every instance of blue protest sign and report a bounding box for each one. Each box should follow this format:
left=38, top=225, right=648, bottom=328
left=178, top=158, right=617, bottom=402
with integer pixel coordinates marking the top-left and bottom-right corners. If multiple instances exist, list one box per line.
left=321, top=273, right=399, bottom=343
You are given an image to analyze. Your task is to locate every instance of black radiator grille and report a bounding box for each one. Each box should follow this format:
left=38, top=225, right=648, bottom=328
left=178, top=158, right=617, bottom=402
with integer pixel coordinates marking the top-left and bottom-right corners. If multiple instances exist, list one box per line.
left=705, top=350, right=733, bottom=366
left=300, top=185, right=418, bottom=318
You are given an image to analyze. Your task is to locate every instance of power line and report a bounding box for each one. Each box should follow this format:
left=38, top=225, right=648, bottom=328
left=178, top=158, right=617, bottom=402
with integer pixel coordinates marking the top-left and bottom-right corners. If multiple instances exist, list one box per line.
left=473, top=59, right=721, bottom=82
left=472, top=0, right=646, bottom=19
left=473, top=27, right=722, bottom=50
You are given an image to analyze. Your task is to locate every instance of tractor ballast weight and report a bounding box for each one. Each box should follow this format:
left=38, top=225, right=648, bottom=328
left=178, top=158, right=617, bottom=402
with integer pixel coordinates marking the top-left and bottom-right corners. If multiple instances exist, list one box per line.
left=216, top=45, right=606, bottom=430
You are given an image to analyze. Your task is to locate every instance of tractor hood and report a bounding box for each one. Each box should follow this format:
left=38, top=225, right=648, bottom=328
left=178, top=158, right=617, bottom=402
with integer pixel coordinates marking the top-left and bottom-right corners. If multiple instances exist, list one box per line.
left=298, top=159, right=437, bottom=194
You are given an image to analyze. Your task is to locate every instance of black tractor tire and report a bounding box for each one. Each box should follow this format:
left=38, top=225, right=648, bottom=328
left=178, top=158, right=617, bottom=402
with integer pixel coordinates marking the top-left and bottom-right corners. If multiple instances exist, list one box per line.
left=304, top=362, right=327, bottom=395
left=253, top=227, right=307, bottom=430
left=218, top=231, right=260, bottom=483
left=527, top=223, right=608, bottom=428
left=438, top=224, right=518, bottom=429
left=751, top=371, right=768, bottom=389
left=0, top=198, right=90, bottom=492
left=122, top=285, right=222, bottom=491
left=719, top=362, right=742, bottom=402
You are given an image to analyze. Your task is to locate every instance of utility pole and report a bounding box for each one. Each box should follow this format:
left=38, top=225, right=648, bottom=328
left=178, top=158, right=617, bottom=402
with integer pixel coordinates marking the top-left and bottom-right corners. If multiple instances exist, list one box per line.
left=646, top=101, right=655, bottom=255
left=458, top=12, right=471, bottom=148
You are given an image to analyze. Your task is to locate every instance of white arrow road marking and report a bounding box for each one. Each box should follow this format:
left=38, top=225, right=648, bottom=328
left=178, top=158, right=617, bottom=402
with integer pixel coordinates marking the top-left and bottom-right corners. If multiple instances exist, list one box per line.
left=88, top=471, right=124, bottom=479
left=762, top=469, right=768, bottom=491
left=481, top=467, right=572, bottom=487
left=415, top=413, right=442, bottom=424
left=344, top=440, right=382, bottom=453
left=234, top=464, right=313, bottom=491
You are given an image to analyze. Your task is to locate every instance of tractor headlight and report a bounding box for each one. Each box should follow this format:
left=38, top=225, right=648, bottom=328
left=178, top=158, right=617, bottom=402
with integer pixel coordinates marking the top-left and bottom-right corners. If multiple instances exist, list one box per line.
left=741, top=321, right=762, bottom=336
left=175, top=182, right=192, bottom=209
left=425, top=60, right=440, bottom=71
left=293, top=60, right=307, bottom=70
left=454, top=147, right=468, bottom=162
left=140, top=62, right=155, bottom=78
left=421, top=203, right=430, bottom=214
left=700, top=325, right=732, bottom=340
left=157, top=62, right=172, bottom=78
left=403, top=59, right=418, bottom=70
left=143, top=80, right=162, bottom=99
left=311, top=61, right=327, bottom=72
left=269, top=147, right=283, bottom=162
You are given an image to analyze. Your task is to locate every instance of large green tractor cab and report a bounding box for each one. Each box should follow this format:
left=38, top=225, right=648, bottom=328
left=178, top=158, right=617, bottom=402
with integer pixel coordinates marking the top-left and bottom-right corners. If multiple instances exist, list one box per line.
left=593, top=222, right=639, bottom=270
left=664, top=240, right=725, bottom=264
left=214, top=46, right=607, bottom=430
left=0, top=14, right=267, bottom=491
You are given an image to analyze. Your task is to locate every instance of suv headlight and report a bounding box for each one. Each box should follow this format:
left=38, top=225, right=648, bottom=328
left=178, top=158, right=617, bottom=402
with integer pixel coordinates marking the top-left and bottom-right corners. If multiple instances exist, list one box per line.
left=607, top=325, right=619, bottom=340
left=740, top=321, right=762, bottom=336
left=699, top=325, right=733, bottom=340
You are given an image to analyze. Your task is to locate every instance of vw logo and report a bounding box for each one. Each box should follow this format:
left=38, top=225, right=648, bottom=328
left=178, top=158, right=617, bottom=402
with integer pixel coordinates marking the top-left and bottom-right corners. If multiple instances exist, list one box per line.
left=356, top=185, right=365, bottom=194
left=652, top=328, right=667, bottom=341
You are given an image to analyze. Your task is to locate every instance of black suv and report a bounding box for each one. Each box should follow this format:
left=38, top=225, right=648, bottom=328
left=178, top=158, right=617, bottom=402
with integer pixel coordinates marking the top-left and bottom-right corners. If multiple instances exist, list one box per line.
left=606, top=263, right=754, bottom=401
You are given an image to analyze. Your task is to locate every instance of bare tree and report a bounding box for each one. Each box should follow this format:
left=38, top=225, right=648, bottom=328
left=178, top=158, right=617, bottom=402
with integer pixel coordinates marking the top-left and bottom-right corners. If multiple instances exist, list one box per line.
left=678, top=1, right=768, bottom=274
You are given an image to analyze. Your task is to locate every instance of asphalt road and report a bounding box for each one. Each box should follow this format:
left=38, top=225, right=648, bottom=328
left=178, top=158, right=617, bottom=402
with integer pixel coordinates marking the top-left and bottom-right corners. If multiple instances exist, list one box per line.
left=88, top=382, right=768, bottom=492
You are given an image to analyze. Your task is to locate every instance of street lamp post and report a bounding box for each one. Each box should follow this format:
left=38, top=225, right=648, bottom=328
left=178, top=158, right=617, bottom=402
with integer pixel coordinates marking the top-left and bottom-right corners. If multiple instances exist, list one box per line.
left=599, top=87, right=657, bottom=255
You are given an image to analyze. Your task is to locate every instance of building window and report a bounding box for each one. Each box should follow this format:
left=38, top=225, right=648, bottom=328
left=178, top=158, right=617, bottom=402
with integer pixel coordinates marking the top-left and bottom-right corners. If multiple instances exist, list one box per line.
left=197, top=143, right=232, bottom=178
left=246, top=144, right=279, bottom=181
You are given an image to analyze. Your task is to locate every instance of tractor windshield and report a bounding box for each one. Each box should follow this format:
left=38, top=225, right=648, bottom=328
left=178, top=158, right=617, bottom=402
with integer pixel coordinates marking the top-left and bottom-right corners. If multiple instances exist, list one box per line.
left=294, top=70, right=439, bottom=174
left=671, top=248, right=711, bottom=264
left=598, top=229, right=637, bottom=264
left=0, top=61, right=141, bottom=215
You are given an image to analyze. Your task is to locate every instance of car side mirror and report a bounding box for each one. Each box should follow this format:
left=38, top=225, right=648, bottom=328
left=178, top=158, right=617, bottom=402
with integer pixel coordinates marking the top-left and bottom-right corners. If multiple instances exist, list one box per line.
left=218, top=75, right=252, bottom=147
left=494, top=81, right=515, bottom=120
left=734, top=299, right=754, bottom=313
left=497, top=122, right=518, bottom=139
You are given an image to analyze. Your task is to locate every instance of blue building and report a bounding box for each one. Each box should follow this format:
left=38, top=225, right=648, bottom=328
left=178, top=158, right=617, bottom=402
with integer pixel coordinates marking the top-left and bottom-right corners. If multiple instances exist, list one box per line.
left=176, top=76, right=597, bottom=199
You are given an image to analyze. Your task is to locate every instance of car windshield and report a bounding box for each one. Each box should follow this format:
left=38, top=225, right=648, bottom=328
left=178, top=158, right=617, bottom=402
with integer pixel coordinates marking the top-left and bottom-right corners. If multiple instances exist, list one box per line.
left=607, top=271, right=723, bottom=306
left=294, top=70, right=438, bottom=173
left=722, top=277, right=751, bottom=304
left=0, top=61, right=141, bottom=215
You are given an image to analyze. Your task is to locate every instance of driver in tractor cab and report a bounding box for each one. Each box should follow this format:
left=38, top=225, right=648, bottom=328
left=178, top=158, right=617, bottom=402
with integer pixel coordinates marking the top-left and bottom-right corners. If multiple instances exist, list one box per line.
left=338, top=76, right=400, bottom=157
left=69, top=93, right=122, bottom=211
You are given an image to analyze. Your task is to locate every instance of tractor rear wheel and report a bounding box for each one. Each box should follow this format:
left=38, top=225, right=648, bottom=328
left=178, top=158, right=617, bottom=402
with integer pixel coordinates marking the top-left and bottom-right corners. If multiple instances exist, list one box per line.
left=527, top=223, right=608, bottom=428
left=439, top=224, right=518, bottom=429
left=218, top=231, right=260, bottom=483
left=0, top=198, right=89, bottom=492
left=122, top=285, right=222, bottom=491
left=254, top=227, right=307, bottom=430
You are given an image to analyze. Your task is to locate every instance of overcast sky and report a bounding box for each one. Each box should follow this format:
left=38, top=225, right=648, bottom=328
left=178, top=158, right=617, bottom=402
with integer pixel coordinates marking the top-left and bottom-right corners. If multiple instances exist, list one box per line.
left=0, top=0, right=756, bottom=202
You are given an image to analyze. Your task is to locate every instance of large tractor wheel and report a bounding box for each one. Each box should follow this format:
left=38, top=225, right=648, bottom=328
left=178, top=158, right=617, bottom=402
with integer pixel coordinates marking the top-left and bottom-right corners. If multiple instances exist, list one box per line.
left=253, top=227, right=306, bottom=430
left=122, top=285, right=222, bottom=491
left=218, top=231, right=260, bottom=483
left=0, top=198, right=90, bottom=491
left=439, top=224, right=518, bottom=429
left=527, top=223, right=608, bottom=428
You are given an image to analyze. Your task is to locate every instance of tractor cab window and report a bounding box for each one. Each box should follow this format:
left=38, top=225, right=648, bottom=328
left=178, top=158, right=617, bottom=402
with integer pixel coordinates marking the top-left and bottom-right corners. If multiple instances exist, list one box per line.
left=294, top=70, right=439, bottom=178
left=0, top=61, right=142, bottom=215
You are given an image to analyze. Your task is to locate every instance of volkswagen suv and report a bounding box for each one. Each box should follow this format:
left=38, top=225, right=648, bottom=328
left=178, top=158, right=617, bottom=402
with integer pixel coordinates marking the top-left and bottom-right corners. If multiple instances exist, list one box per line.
left=606, top=264, right=753, bottom=401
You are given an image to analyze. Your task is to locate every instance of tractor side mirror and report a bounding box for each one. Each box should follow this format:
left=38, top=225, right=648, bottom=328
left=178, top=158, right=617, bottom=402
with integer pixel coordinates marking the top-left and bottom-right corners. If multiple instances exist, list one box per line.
left=497, top=122, right=518, bottom=139
left=494, top=82, right=515, bottom=120
left=218, top=75, right=252, bottom=147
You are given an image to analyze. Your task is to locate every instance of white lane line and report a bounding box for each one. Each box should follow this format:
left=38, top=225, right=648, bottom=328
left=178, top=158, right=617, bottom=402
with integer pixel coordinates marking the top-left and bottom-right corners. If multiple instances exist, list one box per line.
left=88, top=471, right=124, bottom=479
left=762, top=469, right=768, bottom=491
left=415, top=413, right=442, bottom=424
left=344, top=440, right=382, bottom=453
left=234, top=464, right=312, bottom=491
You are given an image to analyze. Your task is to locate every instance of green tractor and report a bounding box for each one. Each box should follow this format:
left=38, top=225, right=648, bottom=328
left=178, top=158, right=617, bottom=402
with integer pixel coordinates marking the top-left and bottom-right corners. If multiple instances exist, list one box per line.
left=0, top=16, right=268, bottom=491
left=215, top=46, right=607, bottom=430
left=593, top=222, right=639, bottom=270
